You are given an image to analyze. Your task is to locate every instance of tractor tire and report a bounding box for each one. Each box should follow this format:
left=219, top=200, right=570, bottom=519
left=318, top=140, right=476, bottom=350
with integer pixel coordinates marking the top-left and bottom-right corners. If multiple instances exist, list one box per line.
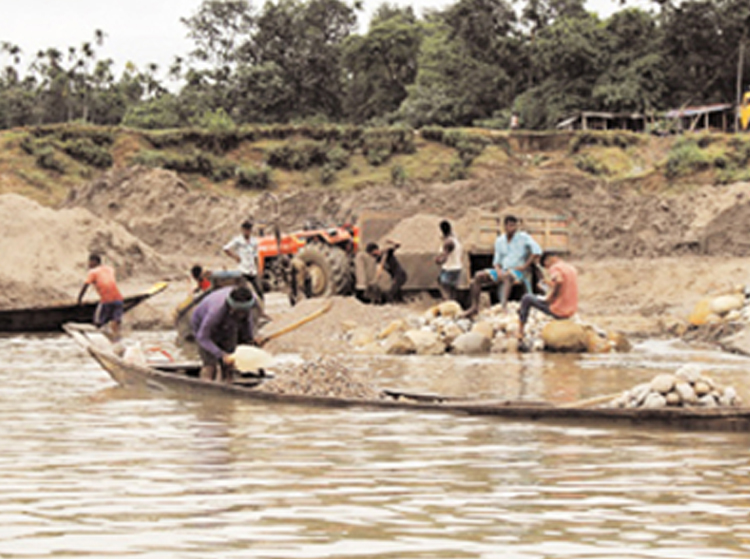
left=296, top=243, right=353, bottom=297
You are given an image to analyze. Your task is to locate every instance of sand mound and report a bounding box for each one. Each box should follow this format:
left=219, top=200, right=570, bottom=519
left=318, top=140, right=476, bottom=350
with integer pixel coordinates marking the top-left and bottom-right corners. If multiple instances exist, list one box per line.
left=0, top=193, right=172, bottom=308
left=65, top=166, right=259, bottom=259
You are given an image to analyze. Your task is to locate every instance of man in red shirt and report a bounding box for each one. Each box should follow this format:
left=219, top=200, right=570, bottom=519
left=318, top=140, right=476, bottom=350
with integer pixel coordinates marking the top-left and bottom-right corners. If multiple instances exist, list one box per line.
left=518, top=251, right=578, bottom=350
left=77, top=254, right=124, bottom=340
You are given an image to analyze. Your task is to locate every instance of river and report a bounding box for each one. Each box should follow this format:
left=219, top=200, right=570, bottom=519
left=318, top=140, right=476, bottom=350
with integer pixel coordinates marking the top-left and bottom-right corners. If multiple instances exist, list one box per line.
left=1, top=333, right=750, bottom=558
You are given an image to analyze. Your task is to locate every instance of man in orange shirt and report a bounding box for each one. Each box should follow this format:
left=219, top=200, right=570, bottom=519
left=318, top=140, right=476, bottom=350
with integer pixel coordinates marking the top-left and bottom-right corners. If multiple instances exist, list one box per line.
left=517, top=251, right=578, bottom=351
left=77, top=254, right=124, bottom=340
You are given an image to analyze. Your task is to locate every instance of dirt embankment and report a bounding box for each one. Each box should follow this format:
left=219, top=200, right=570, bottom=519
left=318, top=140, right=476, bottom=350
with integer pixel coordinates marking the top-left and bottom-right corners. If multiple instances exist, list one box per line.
left=2, top=162, right=750, bottom=336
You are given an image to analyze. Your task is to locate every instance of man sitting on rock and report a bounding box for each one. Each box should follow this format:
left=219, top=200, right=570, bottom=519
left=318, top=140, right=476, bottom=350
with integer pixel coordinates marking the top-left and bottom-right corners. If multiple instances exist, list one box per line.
left=462, top=215, right=541, bottom=317
left=517, top=251, right=578, bottom=351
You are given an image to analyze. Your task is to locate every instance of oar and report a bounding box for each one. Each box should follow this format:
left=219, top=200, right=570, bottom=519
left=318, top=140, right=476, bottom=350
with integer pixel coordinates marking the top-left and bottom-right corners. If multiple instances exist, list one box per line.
left=560, top=392, right=622, bottom=409
left=256, top=300, right=333, bottom=347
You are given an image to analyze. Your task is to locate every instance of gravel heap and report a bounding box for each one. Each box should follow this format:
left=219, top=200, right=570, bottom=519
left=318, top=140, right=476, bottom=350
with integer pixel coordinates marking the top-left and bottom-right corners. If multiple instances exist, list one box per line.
left=263, top=358, right=383, bottom=400
left=608, top=364, right=741, bottom=409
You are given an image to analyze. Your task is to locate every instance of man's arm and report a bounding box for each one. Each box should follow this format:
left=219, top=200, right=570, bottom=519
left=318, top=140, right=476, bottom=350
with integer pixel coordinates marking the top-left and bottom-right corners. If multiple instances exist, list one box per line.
left=493, top=237, right=506, bottom=272
left=77, top=284, right=89, bottom=305
left=543, top=271, right=562, bottom=303
left=517, top=234, right=542, bottom=271
left=436, top=238, right=455, bottom=265
left=223, top=238, right=241, bottom=264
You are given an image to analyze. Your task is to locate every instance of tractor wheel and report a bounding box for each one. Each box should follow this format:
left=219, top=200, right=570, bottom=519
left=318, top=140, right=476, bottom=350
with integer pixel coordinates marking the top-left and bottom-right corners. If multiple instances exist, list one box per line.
left=296, top=243, right=353, bottom=297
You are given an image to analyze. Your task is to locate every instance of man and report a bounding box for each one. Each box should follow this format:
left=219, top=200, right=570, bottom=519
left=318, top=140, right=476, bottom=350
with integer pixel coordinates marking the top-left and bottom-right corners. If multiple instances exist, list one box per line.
left=191, top=285, right=257, bottom=382
left=190, top=264, right=212, bottom=293
left=77, top=254, right=124, bottom=341
left=223, top=220, right=264, bottom=301
left=435, top=220, right=462, bottom=301
left=518, top=251, right=578, bottom=349
left=462, top=215, right=541, bottom=317
left=366, top=239, right=408, bottom=303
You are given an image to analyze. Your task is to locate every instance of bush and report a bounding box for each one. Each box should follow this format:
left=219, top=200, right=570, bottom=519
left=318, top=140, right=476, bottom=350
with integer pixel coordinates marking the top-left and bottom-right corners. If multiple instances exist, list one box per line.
left=31, top=125, right=115, bottom=146
left=664, top=140, right=711, bottom=179
left=569, top=131, right=642, bottom=154
left=421, top=126, right=445, bottom=142
left=61, top=138, right=113, bottom=168
left=266, top=140, right=328, bottom=170
left=390, top=164, right=407, bottom=187
left=35, top=146, right=65, bottom=173
left=320, top=164, right=337, bottom=185
left=133, top=149, right=236, bottom=181
left=574, top=154, right=609, bottom=176
left=448, top=158, right=467, bottom=181
left=236, top=166, right=271, bottom=190
left=362, top=126, right=415, bottom=166
left=326, top=146, right=350, bottom=170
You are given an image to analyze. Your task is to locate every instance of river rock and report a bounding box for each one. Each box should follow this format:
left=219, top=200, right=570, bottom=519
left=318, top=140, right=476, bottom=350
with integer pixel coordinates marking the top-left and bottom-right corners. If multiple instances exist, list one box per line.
left=721, top=386, right=738, bottom=407
left=632, top=383, right=651, bottom=407
left=693, top=381, right=711, bottom=396
left=710, top=295, right=744, bottom=316
left=688, top=298, right=712, bottom=326
left=491, top=336, right=509, bottom=353
left=585, top=329, right=611, bottom=353
left=438, top=300, right=463, bottom=318
left=675, top=364, right=701, bottom=384
left=456, top=318, right=473, bottom=332
left=674, top=381, right=697, bottom=404
left=451, top=332, right=492, bottom=354
left=698, top=394, right=718, bottom=407
left=385, top=334, right=416, bottom=355
left=541, top=320, right=588, bottom=352
left=377, top=319, right=408, bottom=340
left=665, top=391, right=682, bottom=406
left=405, top=329, right=446, bottom=356
left=471, top=321, right=494, bottom=340
left=608, top=332, right=631, bottom=353
left=643, top=393, right=667, bottom=409
left=438, top=322, right=464, bottom=345
left=650, top=373, right=676, bottom=394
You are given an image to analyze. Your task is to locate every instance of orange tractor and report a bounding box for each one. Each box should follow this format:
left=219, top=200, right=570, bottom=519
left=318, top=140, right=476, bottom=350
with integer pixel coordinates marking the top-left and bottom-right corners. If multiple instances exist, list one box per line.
left=255, top=218, right=360, bottom=298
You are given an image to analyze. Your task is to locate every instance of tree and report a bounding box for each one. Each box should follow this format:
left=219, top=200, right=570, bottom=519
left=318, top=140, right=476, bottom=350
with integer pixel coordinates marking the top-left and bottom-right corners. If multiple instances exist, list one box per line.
left=342, top=5, right=422, bottom=122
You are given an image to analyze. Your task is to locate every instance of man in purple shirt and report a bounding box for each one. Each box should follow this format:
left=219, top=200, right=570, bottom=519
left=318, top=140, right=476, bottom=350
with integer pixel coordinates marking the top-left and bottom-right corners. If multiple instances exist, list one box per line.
left=191, top=285, right=257, bottom=382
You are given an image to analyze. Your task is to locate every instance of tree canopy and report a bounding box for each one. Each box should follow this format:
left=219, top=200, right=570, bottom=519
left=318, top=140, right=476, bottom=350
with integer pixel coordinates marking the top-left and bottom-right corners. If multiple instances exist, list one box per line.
left=1, top=0, right=749, bottom=130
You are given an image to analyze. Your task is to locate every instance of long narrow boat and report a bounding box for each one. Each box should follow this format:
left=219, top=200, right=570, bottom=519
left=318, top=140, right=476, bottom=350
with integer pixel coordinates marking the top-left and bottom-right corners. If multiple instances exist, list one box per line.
left=0, top=282, right=168, bottom=333
left=64, top=323, right=750, bottom=432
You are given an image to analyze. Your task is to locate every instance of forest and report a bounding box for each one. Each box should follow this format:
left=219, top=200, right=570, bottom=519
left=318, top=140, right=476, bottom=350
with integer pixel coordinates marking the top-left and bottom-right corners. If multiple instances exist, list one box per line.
left=1, top=0, right=749, bottom=132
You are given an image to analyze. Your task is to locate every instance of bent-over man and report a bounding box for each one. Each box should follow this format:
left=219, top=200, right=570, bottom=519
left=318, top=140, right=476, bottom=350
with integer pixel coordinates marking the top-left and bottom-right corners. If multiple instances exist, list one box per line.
left=78, top=253, right=124, bottom=341
left=462, top=215, right=541, bottom=317
left=191, top=285, right=257, bottom=382
left=366, top=240, right=408, bottom=303
left=517, top=251, right=578, bottom=350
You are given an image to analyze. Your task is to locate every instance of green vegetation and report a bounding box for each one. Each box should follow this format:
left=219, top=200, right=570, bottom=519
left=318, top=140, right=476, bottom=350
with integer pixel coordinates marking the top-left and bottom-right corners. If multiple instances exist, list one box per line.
left=2, top=0, right=748, bottom=133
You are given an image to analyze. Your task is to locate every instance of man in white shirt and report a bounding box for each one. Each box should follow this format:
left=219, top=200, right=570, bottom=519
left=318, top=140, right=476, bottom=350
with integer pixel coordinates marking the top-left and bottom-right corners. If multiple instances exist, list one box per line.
left=223, top=220, right=264, bottom=300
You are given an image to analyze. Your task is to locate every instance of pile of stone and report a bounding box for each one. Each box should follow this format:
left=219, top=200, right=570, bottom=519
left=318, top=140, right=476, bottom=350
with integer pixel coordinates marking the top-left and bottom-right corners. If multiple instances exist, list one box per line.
left=608, top=365, right=741, bottom=409
left=343, top=300, right=630, bottom=356
left=688, top=289, right=750, bottom=328
left=264, top=358, right=382, bottom=399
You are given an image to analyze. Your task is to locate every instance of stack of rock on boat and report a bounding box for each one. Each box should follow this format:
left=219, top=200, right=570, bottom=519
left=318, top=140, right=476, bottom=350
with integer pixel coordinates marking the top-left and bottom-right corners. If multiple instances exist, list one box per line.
left=343, top=300, right=631, bottom=356
left=264, top=358, right=383, bottom=399
left=608, top=364, right=741, bottom=409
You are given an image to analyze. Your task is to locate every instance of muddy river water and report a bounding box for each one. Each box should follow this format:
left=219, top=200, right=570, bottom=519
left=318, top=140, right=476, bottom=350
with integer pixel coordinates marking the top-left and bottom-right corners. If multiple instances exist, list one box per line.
left=2, top=333, right=750, bottom=558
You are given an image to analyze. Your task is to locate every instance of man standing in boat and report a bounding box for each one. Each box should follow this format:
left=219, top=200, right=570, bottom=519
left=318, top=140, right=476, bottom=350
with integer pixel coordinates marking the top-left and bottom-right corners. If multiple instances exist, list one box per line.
left=191, top=285, right=258, bottom=382
left=77, top=253, right=124, bottom=341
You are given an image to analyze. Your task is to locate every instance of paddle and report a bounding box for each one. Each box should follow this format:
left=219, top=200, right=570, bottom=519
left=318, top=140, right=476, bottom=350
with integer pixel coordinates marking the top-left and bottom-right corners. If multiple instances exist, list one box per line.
left=255, top=300, right=333, bottom=347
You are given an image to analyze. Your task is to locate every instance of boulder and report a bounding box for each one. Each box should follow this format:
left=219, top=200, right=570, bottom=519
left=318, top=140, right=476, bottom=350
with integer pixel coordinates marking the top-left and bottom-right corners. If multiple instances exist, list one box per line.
left=437, top=300, right=463, bottom=318
left=471, top=321, right=494, bottom=340
left=709, top=295, right=744, bottom=316
left=674, top=381, right=697, bottom=404
left=675, top=364, right=701, bottom=384
left=585, top=329, right=611, bottom=354
left=688, top=298, right=712, bottom=326
left=650, top=374, right=676, bottom=394
left=693, top=381, right=711, bottom=396
left=451, top=332, right=492, bottom=355
left=665, top=391, right=682, bottom=406
left=541, top=320, right=588, bottom=352
left=439, top=322, right=464, bottom=345
left=404, top=329, right=446, bottom=356
left=384, top=334, right=416, bottom=355
left=607, top=331, right=631, bottom=353
left=643, top=393, right=667, bottom=409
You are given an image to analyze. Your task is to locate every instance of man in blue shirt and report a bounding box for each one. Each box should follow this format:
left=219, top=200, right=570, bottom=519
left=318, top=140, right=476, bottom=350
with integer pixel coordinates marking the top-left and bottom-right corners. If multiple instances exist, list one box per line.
left=462, top=215, right=541, bottom=318
left=191, top=285, right=257, bottom=382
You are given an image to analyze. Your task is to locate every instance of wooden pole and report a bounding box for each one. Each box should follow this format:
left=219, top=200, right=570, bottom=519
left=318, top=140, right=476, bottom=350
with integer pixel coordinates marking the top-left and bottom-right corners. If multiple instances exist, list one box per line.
left=737, top=32, right=746, bottom=133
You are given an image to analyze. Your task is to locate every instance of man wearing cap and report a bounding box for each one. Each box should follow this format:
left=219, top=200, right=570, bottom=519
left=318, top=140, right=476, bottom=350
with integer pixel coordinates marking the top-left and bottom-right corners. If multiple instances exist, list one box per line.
left=223, top=220, right=263, bottom=300
left=191, top=285, right=258, bottom=382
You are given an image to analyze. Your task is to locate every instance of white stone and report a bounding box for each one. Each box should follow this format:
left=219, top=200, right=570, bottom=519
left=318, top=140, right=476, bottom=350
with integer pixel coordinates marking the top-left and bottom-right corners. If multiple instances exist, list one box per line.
left=405, top=329, right=446, bottom=356
left=650, top=374, right=677, bottom=394
left=643, top=393, right=667, bottom=409
left=710, top=295, right=744, bottom=316
left=675, top=364, right=701, bottom=384
left=451, top=332, right=492, bottom=354
left=674, top=381, right=697, bottom=404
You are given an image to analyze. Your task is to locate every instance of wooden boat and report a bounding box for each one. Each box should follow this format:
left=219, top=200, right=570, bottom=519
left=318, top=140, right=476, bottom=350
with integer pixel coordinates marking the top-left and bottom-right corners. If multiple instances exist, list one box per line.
left=0, top=282, right=168, bottom=333
left=64, top=323, right=750, bottom=432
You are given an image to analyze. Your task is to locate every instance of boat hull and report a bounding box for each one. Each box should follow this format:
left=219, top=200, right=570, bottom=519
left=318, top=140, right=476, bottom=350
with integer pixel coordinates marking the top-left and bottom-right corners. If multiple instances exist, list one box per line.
left=65, top=324, right=750, bottom=433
